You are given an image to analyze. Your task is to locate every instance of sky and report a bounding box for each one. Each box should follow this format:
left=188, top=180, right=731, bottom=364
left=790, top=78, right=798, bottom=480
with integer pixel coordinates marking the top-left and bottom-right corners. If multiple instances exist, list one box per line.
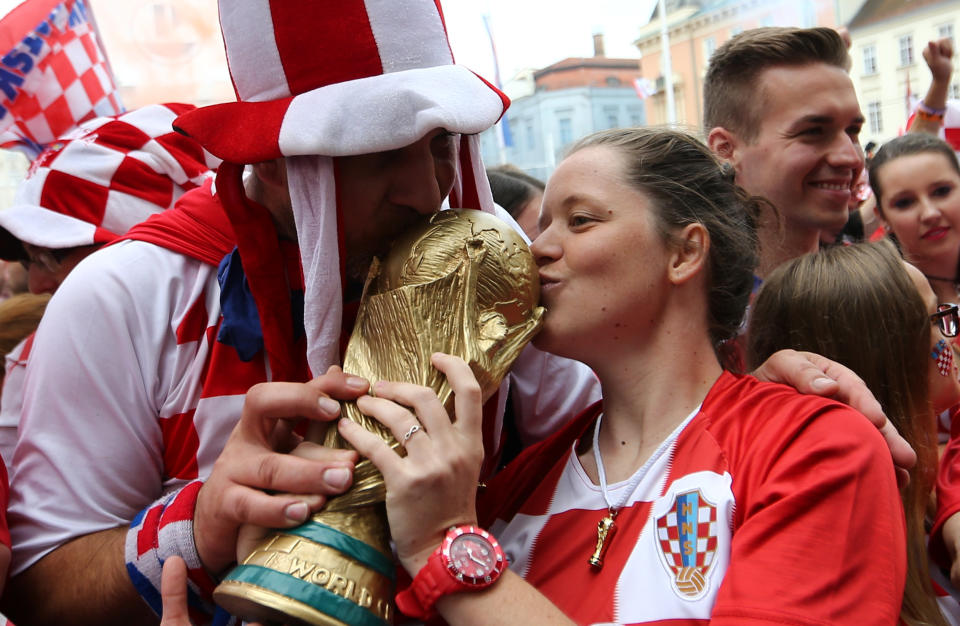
left=443, top=0, right=660, bottom=81
left=0, top=0, right=661, bottom=82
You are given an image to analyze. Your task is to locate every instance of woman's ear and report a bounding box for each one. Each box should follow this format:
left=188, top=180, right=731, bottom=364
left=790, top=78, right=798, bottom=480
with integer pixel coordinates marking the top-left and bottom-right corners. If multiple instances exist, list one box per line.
left=668, top=223, right=709, bottom=286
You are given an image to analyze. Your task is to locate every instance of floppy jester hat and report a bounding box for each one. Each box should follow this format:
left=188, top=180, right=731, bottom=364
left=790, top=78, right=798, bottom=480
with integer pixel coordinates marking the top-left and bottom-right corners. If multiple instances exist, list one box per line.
left=173, top=0, right=511, bottom=378
left=0, top=103, right=219, bottom=260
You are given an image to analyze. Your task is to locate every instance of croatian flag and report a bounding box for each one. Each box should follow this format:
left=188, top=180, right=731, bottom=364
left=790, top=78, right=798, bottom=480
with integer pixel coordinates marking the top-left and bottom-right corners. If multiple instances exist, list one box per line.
left=634, top=77, right=655, bottom=99
left=906, top=100, right=960, bottom=153
left=0, top=0, right=123, bottom=158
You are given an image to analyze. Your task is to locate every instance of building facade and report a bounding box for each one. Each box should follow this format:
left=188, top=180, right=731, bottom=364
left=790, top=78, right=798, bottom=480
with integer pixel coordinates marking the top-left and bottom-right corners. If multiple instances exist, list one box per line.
left=480, top=51, right=646, bottom=182
left=633, top=0, right=860, bottom=132
left=848, top=0, right=960, bottom=148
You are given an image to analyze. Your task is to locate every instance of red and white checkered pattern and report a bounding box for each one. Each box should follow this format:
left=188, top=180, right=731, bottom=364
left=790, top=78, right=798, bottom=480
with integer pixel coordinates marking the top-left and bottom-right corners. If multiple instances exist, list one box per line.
left=0, top=0, right=123, bottom=157
left=174, top=0, right=509, bottom=377
left=934, top=338, right=955, bottom=378
left=175, top=0, right=508, bottom=163
left=655, top=491, right=719, bottom=572
left=0, top=102, right=220, bottom=255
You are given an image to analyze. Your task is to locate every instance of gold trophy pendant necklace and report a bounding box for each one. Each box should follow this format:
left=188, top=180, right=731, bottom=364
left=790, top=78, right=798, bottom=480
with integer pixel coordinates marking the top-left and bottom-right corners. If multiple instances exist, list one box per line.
left=588, top=413, right=647, bottom=569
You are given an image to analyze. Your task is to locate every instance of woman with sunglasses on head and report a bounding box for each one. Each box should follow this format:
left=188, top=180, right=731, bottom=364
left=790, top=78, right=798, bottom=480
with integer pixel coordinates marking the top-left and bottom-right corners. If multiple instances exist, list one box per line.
left=335, top=128, right=906, bottom=624
left=748, top=240, right=960, bottom=626
left=870, top=133, right=960, bottom=599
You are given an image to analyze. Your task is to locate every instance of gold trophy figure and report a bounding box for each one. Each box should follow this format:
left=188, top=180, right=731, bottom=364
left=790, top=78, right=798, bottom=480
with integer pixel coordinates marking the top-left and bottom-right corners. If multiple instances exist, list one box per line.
left=214, top=210, right=544, bottom=625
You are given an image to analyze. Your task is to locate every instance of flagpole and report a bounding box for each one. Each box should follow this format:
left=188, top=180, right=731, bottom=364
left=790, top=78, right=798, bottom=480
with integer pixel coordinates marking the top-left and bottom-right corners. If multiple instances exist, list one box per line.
left=482, top=12, right=509, bottom=165
left=658, top=0, right=676, bottom=126
left=81, top=0, right=122, bottom=108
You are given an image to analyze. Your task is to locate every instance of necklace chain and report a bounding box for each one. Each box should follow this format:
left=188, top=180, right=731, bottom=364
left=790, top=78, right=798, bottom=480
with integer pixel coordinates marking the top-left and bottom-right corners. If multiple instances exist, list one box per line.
left=922, top=273, right=960, bottom=301
left=587, top=406, right=703, bottom=569
left=592, top=413, right=647, bottom=516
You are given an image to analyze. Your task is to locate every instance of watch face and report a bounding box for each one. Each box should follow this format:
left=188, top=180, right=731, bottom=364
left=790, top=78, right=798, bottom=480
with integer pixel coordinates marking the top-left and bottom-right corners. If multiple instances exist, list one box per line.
left=442, top=527, right=506, bottom=586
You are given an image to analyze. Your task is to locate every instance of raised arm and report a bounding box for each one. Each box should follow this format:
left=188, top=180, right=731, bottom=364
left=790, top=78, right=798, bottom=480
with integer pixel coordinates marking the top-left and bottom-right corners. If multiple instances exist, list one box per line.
left=909, top=38, right=954, bottom=135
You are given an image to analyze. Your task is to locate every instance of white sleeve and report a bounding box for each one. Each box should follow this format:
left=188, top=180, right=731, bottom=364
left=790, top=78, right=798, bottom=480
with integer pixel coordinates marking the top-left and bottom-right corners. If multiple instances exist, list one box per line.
left=507, top=343, right=601, bottom=446
left=0, top=337, right=30, bottom=469
left=7, top=242, right=180, bottom=574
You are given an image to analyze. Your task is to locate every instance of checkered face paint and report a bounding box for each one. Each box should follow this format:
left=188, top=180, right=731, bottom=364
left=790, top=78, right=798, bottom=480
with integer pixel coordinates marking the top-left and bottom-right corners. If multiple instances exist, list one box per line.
left=932, top=338, right=954, bottom=377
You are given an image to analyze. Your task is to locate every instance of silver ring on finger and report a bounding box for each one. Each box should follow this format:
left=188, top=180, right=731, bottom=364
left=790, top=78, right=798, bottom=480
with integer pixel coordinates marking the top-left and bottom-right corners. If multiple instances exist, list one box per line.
left=402, top=423, right=422, bottom=444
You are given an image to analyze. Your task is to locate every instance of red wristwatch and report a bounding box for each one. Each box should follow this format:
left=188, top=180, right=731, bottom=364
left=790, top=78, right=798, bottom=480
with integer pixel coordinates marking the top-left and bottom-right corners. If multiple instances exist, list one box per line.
left=395, top=525, right=507, bottom=619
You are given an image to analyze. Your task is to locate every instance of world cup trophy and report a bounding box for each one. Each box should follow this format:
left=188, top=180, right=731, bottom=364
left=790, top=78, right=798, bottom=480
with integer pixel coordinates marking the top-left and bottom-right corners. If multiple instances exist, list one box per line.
left=213, top=209, right=544, bottom=625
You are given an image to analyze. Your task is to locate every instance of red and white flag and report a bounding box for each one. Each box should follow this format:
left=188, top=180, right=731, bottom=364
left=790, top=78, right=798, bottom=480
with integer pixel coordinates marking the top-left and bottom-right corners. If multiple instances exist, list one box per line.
left=0, top=0, right=123, bottom=158
left=634, top=77, right=655, bottom=99
left=906, top=100, right=960, bottom=152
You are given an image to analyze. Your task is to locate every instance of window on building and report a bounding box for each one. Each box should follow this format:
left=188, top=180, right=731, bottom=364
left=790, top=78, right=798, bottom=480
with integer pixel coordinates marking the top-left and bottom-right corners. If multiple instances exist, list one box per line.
left=603, top=106, right=619, bottom=130
left=951, top=83, right=960, bottom=100
left=862, top=45, right=877, bottom=75
left=940, top=23, right=955, bottom=44
left=628, top=107, right=643, bottom=127
left=868, top=101, right=883, bottom=134
left=605, top=76, right=622, bottom=86
left=899, top=34, right=914, bottom=66
left=559, top=118, right=573, bottom=146
left=525, top=120, right=535, bottom=151
left=151, top=2, right=176, bottom=33
left=703, top=37, right=716, bottom=64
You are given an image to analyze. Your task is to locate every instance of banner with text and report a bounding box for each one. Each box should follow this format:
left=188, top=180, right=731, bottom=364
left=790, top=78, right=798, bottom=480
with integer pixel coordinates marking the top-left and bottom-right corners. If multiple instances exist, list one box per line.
left=0, top=0, right=123, bottom=158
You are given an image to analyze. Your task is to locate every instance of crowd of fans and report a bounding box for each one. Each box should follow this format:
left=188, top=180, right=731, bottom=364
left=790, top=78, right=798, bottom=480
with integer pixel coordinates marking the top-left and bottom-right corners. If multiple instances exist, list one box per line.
left=0, top=1, right=955, bottom=624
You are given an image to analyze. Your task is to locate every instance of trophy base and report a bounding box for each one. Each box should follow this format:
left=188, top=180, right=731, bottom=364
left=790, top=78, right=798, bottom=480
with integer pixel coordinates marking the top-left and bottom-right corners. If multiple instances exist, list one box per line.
left=214, top=510, right=395, bottom=626
left=215, top=580, right=350, bottom=626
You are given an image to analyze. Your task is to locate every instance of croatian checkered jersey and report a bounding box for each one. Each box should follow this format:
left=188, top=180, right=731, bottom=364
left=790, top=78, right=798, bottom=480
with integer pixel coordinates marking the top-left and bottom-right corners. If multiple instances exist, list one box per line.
left=7, top=237, right=252, bottom=575
left=484, top=372, right=906, bottom=625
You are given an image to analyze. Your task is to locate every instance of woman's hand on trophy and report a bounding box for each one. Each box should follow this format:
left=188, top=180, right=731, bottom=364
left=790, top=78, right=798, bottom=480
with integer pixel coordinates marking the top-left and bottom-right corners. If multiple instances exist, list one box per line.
left=194, top=366, right=367, bottom=573
left=340, top=353, right=485, bottom=576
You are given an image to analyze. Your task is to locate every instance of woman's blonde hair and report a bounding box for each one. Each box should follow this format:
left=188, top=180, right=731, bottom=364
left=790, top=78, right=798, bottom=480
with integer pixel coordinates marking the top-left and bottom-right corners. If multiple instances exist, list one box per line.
left=748, top=240, right=943, bottom=626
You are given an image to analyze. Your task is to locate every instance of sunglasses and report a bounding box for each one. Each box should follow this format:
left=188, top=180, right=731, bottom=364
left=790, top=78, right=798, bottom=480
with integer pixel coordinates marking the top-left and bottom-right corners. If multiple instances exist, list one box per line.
left=932, top=303, right=960, bottom=338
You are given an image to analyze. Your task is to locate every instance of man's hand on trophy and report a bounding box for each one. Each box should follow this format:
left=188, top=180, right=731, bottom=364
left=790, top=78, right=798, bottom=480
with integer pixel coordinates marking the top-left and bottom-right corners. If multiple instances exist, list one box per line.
left=194, top=366, right=366, bottom=574
left=340, top=353, right=485, bottom=576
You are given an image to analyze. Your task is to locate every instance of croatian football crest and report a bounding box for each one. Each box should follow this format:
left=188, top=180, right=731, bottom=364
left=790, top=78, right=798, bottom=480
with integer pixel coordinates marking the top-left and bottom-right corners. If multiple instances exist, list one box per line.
left=655, top=489, right=719, bottom=600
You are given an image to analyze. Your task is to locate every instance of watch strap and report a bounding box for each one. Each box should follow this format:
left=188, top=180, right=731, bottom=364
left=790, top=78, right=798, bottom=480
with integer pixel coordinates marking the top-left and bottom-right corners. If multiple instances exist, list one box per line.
left=395, top=548, right=453, bottom=620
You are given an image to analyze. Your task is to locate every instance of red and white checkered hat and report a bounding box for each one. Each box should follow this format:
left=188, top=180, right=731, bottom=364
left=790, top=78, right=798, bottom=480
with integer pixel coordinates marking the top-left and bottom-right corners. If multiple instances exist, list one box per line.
left=0, top=102, right=220, bottom=259
left=173, top=0, right=509, bottom=163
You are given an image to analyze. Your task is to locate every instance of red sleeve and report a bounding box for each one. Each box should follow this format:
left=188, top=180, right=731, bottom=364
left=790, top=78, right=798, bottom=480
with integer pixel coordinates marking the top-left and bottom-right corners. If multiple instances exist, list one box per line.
left=0, top=455, right=9, bottom=550
left=931, top=406, right=960, bottom=566
left=710, top=392, right=906, bottom=624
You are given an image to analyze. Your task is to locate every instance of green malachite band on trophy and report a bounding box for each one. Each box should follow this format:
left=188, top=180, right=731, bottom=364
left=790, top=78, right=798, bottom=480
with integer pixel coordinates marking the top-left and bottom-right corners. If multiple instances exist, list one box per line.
left=281, top=521, right=396, bottom=580
left=226, top=564, right=390, bottom=626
